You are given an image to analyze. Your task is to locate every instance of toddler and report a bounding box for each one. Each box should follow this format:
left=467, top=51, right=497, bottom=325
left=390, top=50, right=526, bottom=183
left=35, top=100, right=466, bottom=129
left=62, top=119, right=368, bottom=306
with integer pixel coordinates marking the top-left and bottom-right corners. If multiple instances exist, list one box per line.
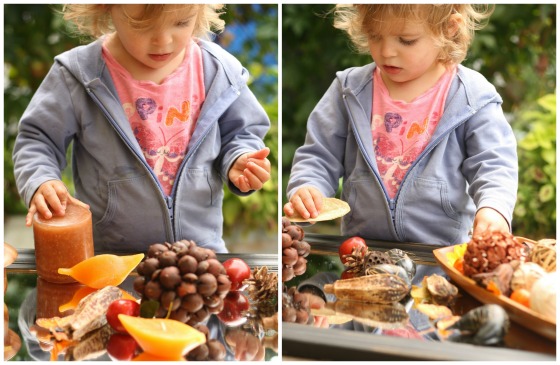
left=13, top=4, right=272, bottom=253
left=285, top=4, right=518, bottom=246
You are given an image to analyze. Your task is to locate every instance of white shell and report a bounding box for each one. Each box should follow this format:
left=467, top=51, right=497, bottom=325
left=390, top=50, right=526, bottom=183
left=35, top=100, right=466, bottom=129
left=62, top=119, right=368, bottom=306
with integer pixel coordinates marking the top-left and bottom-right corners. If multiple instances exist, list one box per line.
left=529, top=272, right=557, bottom=321
left=511, top=262, right=546, bottom=291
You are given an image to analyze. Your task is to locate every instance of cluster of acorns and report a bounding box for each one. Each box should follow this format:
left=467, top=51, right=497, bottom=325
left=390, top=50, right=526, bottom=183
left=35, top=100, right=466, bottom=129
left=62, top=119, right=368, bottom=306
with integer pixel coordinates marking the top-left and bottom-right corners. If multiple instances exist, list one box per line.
left=281, top=217, right=311, bottom=282
left=133, top=240, right=232, bottom=326
left=187, top=323, right=226, bottom=361
left=281, top=286, right=312, bottom=325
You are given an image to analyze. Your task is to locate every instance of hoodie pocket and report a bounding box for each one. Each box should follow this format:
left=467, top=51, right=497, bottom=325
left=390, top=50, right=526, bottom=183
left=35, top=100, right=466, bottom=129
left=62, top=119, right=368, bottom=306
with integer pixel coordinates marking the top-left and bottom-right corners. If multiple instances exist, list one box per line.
left=95, top=174, right=167, bottom=249
left=400, top=178, right=461, bottom=244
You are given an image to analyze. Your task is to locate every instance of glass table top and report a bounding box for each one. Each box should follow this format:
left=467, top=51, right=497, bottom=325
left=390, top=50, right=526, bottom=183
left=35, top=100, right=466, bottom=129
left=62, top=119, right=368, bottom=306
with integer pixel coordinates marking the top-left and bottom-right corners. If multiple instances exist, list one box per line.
left=5, top=251, right=278, bottom=361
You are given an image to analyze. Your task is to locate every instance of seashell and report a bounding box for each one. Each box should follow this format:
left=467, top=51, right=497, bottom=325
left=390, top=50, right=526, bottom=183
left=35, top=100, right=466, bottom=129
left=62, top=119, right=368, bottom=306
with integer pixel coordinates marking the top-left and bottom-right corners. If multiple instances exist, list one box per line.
left=365, top=264, right=411, bottom=288
left=445, top=304, right=510, bottom=346
left=386, top=248, right=417, bottom=281
left=424, top=274, right=458, bottom=306
left=530, top=272, right=557, bottom=321
left=511, top=261, right=546, bottom=292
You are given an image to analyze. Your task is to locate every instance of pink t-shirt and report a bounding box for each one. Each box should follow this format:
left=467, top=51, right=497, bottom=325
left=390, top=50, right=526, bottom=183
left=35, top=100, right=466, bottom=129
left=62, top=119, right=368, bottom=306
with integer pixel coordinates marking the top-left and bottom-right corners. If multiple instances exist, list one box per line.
left=371, top=66, right=456, bottom=198
left=102, top=40, right=205, bottom=196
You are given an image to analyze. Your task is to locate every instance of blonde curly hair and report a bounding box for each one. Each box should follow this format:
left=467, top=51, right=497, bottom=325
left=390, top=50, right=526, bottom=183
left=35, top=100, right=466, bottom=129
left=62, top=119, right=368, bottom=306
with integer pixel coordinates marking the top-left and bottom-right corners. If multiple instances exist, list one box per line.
left=333, top=4, right=494, bottom=65
left=62, top=4, right=225, bottom=40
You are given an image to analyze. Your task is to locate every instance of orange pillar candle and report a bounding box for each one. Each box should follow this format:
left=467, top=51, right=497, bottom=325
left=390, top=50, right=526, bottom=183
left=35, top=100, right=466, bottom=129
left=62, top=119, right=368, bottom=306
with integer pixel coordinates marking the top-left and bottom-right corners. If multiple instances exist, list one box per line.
left=33, top=204, right=94, bottom=283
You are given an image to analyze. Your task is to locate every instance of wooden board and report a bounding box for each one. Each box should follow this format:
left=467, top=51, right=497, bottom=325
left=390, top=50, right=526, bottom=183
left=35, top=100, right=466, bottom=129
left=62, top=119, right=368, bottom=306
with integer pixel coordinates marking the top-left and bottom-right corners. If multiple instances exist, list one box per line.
left=433, top=245, right=556, bottom=341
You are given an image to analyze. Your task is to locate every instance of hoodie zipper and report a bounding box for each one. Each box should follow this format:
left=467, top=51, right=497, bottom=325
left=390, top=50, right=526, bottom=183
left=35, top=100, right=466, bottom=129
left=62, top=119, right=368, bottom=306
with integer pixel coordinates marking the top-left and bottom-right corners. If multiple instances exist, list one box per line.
left=86, top=88, right=175, bottom=240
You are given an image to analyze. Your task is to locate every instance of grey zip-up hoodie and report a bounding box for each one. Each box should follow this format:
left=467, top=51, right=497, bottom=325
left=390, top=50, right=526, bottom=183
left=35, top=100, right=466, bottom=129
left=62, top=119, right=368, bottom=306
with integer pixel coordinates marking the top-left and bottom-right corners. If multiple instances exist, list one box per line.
left=287, top=63, right=518, bottom=246
left=13, top=38, right=270, bottom=253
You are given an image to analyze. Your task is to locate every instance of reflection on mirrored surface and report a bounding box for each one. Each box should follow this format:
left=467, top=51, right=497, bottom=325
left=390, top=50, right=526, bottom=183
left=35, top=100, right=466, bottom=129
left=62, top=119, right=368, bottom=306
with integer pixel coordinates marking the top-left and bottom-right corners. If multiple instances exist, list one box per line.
left=281, top=234, right=556, bottom=361
left=9, top=270, right=278, bottom=361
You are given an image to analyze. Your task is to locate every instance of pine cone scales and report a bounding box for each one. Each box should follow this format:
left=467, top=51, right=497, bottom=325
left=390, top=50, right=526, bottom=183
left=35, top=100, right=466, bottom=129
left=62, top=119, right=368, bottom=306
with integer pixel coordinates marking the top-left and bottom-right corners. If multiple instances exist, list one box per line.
left=245, top=266, right=278, bottom=318
left=463, top=231, right=527, bottom=277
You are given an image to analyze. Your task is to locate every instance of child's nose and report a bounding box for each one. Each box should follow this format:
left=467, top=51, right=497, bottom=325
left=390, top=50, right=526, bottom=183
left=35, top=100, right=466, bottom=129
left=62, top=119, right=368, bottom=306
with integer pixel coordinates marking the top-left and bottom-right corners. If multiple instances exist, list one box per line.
left=379, top=40, right=397, bottom=58
left=150, top=29, right=173, bottom=46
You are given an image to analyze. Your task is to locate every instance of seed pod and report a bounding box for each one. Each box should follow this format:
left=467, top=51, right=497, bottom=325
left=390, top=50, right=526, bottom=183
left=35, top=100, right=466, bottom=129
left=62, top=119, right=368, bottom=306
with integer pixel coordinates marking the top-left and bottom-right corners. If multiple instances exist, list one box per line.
left=176, top=281, right=197, bottom=297
left=144, top=280, right=162, bottom=300
left=282, top=233, right=293, bottom=248
left=282, top=265, right=294, bottom=282
left=282, top=247, right=298, bottom=266
left=292, top=240, right=311, bottom=257
left=159, top=250, right=178, bottom=268
left=133, top=276, right=146, bottom=294
left=206, top=259, right=225, bottom=276
left=208, top=340, right=226, bottom=361
left=148, top=243, right=169, bottom=258
left=178, top=255, right=198, bottom=275
left=142, top=258, right=159, bottom=278
left=188, top=343, right=209, bottom=361
left=159, top=266, right=181, bottom=289
left=181, top=293, right=204, bottom=313
left=197, top=273, right=218, bottom=297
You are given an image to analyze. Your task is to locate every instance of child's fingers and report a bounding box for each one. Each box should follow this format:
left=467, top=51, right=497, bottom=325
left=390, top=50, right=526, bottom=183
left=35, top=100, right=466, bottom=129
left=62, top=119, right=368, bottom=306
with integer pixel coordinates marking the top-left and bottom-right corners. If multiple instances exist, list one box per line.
left=309, top=188, right=324, bottom=213
left=33, top=194, right=54, bottom=220
left=245, top=147, right=270, bottom=160
left=42, top=183, right=66, bottom=216
left=291, top=193, right=318, bottom=219
left=247, top=157, right=271, bottom=173
left=283, top=202, right=295, bottom=217
left=234, top=175, right=251, bottom=193
left=245, top=162, right=270, bottom=186
left=67, top=195, right=90, bottom=210
left=25, top=204, right=38, bottom=227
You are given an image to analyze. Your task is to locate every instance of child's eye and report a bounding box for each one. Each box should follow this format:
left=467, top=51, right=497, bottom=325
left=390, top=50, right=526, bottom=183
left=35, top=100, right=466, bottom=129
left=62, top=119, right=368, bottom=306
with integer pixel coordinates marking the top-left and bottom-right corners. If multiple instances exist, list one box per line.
left=176, top=20, right=191, bottom=27
left=399, top=38, right=418, bottom=46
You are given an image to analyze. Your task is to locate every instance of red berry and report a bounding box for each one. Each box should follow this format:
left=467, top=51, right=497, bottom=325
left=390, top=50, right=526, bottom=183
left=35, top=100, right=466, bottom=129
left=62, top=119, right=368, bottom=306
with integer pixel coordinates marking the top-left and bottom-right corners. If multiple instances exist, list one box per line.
left=107, top=333, right=139, bottom=361
left=217, top=291, right=250, bottom=327
left=338, top=236, right=367, bottom=264
left=340, top=268, right=357, bottom=280
left=106, top=299, right=140, bottom=333
left=222, top=258, right=251, bottom=291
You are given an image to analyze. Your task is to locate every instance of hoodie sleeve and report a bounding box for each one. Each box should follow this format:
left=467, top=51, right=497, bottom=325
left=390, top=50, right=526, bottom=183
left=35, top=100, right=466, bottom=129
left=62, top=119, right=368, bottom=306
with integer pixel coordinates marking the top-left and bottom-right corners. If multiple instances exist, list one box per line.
left=287, top=77, right=348, bottom=199
left=13, top=61, right=79, bottom=207
left=462, top=100, right=518, bottom=227
left=214, top=54, right=270, bottom=196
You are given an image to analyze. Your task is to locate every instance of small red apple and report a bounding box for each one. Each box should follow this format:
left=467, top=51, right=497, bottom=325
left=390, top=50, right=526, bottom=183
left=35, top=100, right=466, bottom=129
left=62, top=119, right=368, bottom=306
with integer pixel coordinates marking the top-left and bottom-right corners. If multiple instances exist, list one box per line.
left=217, top=291, right=250, bottom=327
left=106, top=299, right=140, bottom=333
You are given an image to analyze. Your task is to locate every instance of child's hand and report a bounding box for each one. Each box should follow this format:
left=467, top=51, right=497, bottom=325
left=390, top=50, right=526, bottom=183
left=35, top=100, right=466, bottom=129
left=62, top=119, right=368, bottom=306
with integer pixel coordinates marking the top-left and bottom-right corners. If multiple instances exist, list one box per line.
left=284, top=186, right=323, bottom=220
left=472, top=207, right=510, bottom=237
left=229, top=148, right=271, bottom=193
left=25, top=180, right=90, bottom=227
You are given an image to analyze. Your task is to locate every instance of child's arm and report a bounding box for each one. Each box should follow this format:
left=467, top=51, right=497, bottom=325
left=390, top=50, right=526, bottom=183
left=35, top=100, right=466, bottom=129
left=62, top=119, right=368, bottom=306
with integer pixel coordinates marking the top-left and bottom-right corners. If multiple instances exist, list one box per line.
left=25, top=180, right=90, bottom=227
left=228, top=147, right=271, bottom=193
left=283, top=186, right=324, bottom=220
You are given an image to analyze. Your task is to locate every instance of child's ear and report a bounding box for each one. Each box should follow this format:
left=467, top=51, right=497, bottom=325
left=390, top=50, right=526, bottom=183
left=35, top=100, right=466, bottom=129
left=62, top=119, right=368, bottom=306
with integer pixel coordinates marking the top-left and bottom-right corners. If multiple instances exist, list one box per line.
left=447, top=13, right=463, bottom=37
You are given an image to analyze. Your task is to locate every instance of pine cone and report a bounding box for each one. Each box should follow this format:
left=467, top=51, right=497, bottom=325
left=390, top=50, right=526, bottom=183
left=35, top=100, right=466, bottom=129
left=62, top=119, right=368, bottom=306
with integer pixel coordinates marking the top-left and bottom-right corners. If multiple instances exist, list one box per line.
left=245, top=266, right=278, bottom=318
left=463, top=231, right=527, bottom=277
left=344, top=248, right=393, bottom=277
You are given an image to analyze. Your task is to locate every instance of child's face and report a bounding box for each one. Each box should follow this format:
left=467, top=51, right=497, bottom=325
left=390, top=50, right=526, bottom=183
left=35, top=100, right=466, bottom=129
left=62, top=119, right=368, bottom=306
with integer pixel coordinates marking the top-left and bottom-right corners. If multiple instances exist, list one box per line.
left=367, top=19, right=443, bottom=87
left=110, top=5, right=198, bottom=72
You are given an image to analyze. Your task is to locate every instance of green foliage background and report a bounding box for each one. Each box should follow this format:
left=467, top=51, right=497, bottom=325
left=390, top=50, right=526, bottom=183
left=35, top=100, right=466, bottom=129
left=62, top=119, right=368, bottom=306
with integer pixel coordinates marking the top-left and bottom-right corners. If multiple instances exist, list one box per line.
left=4, top=4, right=278, bottom=243
left=282, top=4, right=556, bottom=239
